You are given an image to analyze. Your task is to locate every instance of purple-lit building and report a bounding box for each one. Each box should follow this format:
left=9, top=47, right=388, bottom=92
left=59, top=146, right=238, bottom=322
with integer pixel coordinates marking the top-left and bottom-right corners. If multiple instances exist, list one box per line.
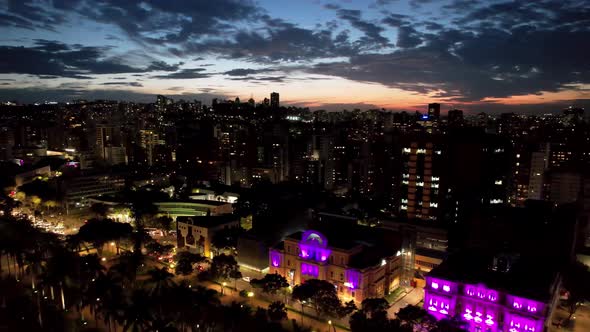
left=424, top=253, right=561, bottom=332
left=269, top=230, right=402, bottom=303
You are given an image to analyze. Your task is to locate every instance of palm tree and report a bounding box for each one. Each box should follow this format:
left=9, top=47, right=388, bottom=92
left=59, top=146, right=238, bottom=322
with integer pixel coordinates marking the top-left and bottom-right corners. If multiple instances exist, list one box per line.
left=41, top=247, right=80, bottom=310
left=145, top=267, right=176, bottom=297
left=94, top=273, right=125, bottom=332
left=121, top=288, right=153, bottom=332
left=109, top=252, right=145, bottom=287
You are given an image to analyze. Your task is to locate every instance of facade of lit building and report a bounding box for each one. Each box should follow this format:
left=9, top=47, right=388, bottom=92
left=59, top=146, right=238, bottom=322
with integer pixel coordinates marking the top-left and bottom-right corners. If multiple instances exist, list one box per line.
left=424, top=254, right=560, bottom=332
left=269, top=230, right=402, bottom=303
left=177, top=215, right=240, bottom=258
left=400, top=140, right=444, bottom=221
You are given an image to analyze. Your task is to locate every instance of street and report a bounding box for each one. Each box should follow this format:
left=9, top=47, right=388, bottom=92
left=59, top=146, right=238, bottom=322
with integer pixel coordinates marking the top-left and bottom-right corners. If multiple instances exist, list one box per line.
left=387, top=287, right=425, bottom=318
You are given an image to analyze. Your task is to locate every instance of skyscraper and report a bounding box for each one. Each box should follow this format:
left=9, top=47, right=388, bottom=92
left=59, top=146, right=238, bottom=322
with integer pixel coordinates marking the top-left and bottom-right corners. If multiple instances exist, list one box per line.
left=400, top=137, right=445, bottom=221
left=447, top=109, right=463, bottom=126
left=270, top=92, right=279, bottom=108
left=428, top=103, right=441, bottom=120
left=96, top=124, right=115, bottom=159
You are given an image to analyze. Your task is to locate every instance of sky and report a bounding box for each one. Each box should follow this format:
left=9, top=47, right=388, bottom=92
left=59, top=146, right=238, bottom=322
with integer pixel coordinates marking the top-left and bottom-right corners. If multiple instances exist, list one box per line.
left=0, top=0, right=589, bottom=113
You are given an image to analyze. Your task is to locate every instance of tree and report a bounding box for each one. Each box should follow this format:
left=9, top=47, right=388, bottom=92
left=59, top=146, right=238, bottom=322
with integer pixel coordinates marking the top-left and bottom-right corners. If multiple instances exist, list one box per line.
left=210, top=254, right=240, bottom=281
left=349, top=310, right=369, bottom=332
left=145, top=241, right=174, bottom=258
left=153, top=215, right=173, bottom=236
left=396, top=305, right=437, bottom=332
left=173, top=251, right=205, bottom=276
left=230, top=269, right=243, bottom=291
left=145, top=267, right=176, bottom=297
left=211, top=226, right=244, bottom=252
left=121, top=289, right=153, bottom=332
left=338, top=300, right=357, bottom=318
left=361, top=298, right=389, bottom=318
left=74, top=218, right=133, bottom=255
left=430, top=317, right=469, bottom=332
left=175, top=258, right=194, bottom=276
left=292, top=279, right=342, bottom=317
left=563, top=261, right=590, bottom=320
left=268, top=301, right=288, bottom=322
left=251, top=273, right=289, bottom=296
left=90, top=203, right=109, bottom=218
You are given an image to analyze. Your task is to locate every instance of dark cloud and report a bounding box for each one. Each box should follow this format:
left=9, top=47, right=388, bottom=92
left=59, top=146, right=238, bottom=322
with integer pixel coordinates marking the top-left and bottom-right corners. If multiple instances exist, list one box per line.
left=0, top=0, right=68, bottom=30
left=442, top=0, right=481, bottom=12
left=151, top=68, right=210, bottom=79
left=76, top=0, right=261, bottom=45
left=223, top=68, right=271, bottom=76
left=167, top=86, right=184, bottom=91
left=146, top=61, right=183, bottom=72
left=101, top=82, right=143, bottom=87
left=312, top=0, right=590, bottom=102
left=409, top=0, right=436, bottom=9
left=382, top=14, right=410, bottom=27
left=0, top=40, right=183, bottom=79
left=0, top=87, right=227, bottom=104
left=1, top=0, right=589, bottom=106
left=396, top=26, right=423, bottom=48
left=334, top=9, right=390, bottom=49
left=229, top=76, right=286, bottom=83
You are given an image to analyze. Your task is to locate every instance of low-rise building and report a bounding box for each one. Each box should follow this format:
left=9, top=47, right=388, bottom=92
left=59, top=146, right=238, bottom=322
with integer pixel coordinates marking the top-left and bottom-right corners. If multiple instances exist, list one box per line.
left=176, top=214, right=240, bottom=258
left=60, top=173, right=125, bottom=212
left=156, top=200, right=233, bottom=218
left=424, top=252, right=560, bottom=332
left=269, top=229, right=402, bottom=303
left=189, top=188, right=240, bottom=203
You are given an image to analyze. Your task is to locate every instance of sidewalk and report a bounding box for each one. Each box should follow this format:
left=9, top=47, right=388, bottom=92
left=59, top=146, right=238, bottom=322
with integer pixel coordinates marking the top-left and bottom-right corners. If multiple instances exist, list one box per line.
left=202, top=280, right=350, bottom=332
left=387, top=287, right=425, bottom=318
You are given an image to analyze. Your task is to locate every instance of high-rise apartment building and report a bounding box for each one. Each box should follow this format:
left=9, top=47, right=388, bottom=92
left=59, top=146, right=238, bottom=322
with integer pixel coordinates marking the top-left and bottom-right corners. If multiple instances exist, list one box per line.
left=447, top=109, right=463, bottom=126
left=428, top=103, right=441, bottom=120
left=528, top=144, right=550, bottom=200
left=270, top=92, right=279, bottom=108
left=400, top=139, right=445, bottom=221
left=139, top=129, right=164, bottom=166
left=96, top=124, right=115, bottom=160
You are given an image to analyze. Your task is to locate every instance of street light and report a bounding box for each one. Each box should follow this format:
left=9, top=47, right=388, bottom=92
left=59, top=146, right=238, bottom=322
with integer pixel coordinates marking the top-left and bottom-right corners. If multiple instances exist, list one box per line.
left=222, top=282, right=227, bottom=295
left=328, top=320, right=336, bottom=332
left=300, top=300, right=306, bottom=325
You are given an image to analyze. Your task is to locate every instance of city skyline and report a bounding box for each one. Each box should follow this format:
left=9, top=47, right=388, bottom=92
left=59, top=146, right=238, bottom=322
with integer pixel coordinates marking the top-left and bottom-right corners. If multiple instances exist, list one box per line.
left=1, top=0, right=589, bottom=112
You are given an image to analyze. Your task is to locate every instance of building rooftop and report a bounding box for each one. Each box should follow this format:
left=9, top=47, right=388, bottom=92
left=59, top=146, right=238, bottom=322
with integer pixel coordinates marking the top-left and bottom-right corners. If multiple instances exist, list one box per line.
left=428, top=251, right=558, bottom=301
left=283, top=225, right=402, bottom=270
left=177, top=214, right=239, bottom=228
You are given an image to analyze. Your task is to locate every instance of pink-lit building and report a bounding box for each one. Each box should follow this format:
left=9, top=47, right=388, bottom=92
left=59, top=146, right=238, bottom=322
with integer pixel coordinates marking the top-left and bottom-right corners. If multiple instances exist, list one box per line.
left=424, top=254, right=561, bottom=332
left=269, top=230, right=402, bottom=303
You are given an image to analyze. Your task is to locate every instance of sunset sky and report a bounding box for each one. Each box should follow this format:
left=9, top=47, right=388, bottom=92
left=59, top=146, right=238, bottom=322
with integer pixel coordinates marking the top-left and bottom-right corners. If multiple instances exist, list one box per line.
left=1, top=0, right=589, bottom=112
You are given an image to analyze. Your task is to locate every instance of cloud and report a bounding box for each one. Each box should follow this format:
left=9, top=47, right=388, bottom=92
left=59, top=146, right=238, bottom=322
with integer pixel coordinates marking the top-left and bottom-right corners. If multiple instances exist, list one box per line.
left=229, top=76, right=286, bottom=83
left=223, top=68, right=271, bottom=76
left=333, top=9, right=390, bottom=49
left=101, top=82, right=143, bottom=87
left=312, top=0, right=590, bottom=102
left=146, top=61, right=183, bottom=72
left=0, top=40, right=183, bottom=79
left=151, top=68, right=210, bottom=79
left=0, top=87, right=228, bottom=104
left=1, top=0, right=589, bottom=106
